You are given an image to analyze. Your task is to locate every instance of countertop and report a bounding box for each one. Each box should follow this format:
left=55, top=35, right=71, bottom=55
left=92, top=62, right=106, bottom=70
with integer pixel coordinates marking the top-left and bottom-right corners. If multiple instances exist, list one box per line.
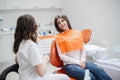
left=0, top=31, right=14, bottom=36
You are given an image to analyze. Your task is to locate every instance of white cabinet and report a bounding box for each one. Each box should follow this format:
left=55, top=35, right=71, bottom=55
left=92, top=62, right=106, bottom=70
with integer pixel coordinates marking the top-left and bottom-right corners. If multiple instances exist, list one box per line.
left=2, top=0, right=63, bottom=9
left=46, top=0, right=63, bottom=8
left=0, top=0, right=5, bottom=9
left=5, top=0, right=27, bottom=9
left=0, top=34, right=14, bottom=63
left=37, top=0, right=63, bottom=8
left=26, top=0, right=49, bottom=9
left=26, top=0, right=41, bottom=9
left=26, top=0, right=63, bottom=9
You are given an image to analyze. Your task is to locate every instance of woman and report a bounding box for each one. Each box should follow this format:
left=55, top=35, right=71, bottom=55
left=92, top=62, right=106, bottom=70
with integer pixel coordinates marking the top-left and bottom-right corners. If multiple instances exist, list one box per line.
left=13, top=14, right=69, bottom=80
left=54, top=15, right=112, bottom=80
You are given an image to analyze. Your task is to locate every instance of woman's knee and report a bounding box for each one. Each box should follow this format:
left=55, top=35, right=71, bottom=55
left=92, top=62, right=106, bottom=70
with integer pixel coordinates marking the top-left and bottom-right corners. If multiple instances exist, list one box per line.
left=86, top=62, right=103, bottom=71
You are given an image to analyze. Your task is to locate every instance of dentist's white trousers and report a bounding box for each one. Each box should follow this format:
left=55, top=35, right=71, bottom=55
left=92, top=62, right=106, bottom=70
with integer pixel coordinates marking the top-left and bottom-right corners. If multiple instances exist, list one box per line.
left=6, top=72, right=69, bottom=80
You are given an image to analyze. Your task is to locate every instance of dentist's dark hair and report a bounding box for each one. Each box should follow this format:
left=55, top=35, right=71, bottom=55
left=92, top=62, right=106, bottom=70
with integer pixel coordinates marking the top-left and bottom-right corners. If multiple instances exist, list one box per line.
left=13, top=14, right=38, bottom=53
left=54, top=15, right=72, bottom=33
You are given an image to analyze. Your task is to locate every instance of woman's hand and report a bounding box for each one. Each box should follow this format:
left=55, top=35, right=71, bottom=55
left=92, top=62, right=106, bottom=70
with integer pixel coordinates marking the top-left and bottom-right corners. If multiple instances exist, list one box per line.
left=80, top=61, right=86, bottom=69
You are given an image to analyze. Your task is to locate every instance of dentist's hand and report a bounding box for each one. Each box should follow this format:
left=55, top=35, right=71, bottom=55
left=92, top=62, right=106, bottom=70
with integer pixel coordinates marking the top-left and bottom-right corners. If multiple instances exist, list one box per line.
left=36, top=55, right=50, bottom=77
left=43, top=54, right=50, bottom=64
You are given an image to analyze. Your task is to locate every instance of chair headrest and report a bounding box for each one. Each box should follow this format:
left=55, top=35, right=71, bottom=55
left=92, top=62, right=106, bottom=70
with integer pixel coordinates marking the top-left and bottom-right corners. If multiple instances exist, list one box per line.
left=82, top=29, right=92, bottom=43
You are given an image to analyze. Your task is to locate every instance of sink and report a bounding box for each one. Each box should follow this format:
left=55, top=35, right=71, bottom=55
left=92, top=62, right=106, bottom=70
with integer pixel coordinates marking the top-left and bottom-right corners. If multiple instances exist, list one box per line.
left=85, top=44, right=108, bottom=59
left=85, top=44, right=101, bottom=57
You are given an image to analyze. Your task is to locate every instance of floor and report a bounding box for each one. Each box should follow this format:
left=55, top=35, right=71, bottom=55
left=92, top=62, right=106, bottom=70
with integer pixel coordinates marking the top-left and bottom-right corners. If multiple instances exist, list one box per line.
left=0, top=60, right=60, bottom=80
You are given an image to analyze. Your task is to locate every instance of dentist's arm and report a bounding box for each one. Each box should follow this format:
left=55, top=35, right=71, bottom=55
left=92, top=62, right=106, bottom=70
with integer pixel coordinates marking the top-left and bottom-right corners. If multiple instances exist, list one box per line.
left=35, top=55, right=49, bottom=77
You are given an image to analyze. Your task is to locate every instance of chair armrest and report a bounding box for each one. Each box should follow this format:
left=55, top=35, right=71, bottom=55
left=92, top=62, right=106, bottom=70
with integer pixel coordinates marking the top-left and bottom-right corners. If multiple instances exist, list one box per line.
left=0, top=64, right=19, bottom=80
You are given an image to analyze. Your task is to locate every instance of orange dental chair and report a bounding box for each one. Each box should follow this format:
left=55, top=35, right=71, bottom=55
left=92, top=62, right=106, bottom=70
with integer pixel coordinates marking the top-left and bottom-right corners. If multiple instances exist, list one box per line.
left=50, top=29, right=92, bottom=80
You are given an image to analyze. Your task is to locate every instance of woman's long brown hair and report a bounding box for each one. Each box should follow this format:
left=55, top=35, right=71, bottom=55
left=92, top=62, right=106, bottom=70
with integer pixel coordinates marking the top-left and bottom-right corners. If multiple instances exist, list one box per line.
left=13, top=14, right=38, bottom=54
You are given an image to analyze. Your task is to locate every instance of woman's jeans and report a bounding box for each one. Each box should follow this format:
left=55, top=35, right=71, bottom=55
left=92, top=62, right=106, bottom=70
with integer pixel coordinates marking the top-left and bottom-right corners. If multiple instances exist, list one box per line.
left=63, top=62, right=112, bottom=80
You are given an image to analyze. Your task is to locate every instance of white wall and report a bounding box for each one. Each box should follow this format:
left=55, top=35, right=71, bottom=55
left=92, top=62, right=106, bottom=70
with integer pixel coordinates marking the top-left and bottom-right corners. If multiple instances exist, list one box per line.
left=63, top=0, right=120, bottom=58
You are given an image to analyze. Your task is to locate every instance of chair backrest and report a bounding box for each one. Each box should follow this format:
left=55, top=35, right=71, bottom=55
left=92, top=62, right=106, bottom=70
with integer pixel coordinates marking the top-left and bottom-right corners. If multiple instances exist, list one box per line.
left=50, top=29, right=92, bottom=68
left=50, top=40, right=63, bottom=67
left=0, top=64, right=19, bottom=80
